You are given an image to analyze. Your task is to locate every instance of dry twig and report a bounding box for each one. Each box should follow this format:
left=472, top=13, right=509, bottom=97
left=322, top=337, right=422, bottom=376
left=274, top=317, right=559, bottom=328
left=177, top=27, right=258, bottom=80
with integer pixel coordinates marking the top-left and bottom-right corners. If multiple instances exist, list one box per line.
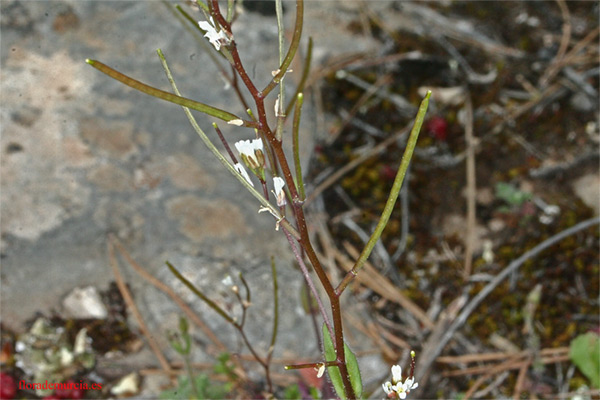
left=109, top=235, right=227, bottom=353
left=463, top=91, right=476, bottom=279
left=107, top=238, right=172, bottom=374
left=415, top=217, right=600, bottom=385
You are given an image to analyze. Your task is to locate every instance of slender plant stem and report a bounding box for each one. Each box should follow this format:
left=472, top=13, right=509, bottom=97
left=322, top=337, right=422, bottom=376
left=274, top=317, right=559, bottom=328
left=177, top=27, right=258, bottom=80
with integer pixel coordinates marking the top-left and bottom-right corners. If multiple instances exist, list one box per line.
left=168, top=261, right=275, bottom=393
left=267, top=256, right=279, bottom=362
left=263, top=0, right=304, bottom=96
left=282, top=227, right=334, bottom=339
left=166, top=261, right=236, bottom=325
left=155, top=49, right=301, bottom=239
left=207, top=0, right=353, bottom=393
left=292, top=93, right=306, bottom=200
left=173, top=4, right=252, bottom=112
left=285, top=37, right=313, bottom=117
left=275, top=0, right=286, bottom=141
left=337, top=91, right=431, bottom=294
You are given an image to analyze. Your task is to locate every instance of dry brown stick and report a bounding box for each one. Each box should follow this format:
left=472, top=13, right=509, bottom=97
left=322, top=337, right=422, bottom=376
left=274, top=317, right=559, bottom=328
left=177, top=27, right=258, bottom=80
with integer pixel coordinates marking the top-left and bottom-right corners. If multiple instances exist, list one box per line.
left=423, top=216, right=600, bottom=384
left=463, top=91, right=476, bottom=279
left=556, top=27, right=599, bottom=67
left=540, top=26, right=599, bottom=88
left=416, top=291, right=468, bottom=387
left=513, top=358, right=530, bottom=400
left=437, top=346, right=569, bottom=364
left=337, top=241, right=434, bottom=329
left=366, top=321, right=397, bottom=362
left=107, top=239, right=172, bottom=374
left=463, top=357, right=529, bottom=400
left=329, top=73, right=393, bottom=143
left=109, top=235, right=227, bottom=354
left=378, top=323, right=411, bottom=350
left=539, top=0, right=572, bottom=86
left=343, top=310, right=398, bottom=362
left=441, top=349, right=570, bottom=377
left=437, top=351, right=521, bottom=364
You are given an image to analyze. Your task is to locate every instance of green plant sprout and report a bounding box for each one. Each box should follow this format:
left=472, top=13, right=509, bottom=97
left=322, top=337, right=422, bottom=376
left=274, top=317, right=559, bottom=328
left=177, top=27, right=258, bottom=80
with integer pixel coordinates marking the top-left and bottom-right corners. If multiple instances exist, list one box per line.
left=87, top=0, right=429, bottom=398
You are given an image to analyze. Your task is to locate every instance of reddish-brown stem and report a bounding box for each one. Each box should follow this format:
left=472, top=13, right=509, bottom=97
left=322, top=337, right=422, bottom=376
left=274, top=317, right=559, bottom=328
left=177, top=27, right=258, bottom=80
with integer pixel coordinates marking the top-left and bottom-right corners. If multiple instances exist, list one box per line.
left=209, top=1, right=355, bottom=397
left=285, top=361, right=337, bottom=370
left=213, top=124, right=237, bottom=163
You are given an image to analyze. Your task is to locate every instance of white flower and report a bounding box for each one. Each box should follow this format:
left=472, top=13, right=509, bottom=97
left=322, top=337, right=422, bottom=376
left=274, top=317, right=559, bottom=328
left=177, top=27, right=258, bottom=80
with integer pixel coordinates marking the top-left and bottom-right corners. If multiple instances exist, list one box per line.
left=235, top=139, right=265, bottom=172
left=198, top=17, right=230, bottom=51
left=396, top=377, right=418, bottom=399
left=382, top=365, right=418, bottom=399
left=382, top=381, right=397, bottom=396
left=234, top=162, right=254, bottom=187
left=273, top=177, right=286, bottom=207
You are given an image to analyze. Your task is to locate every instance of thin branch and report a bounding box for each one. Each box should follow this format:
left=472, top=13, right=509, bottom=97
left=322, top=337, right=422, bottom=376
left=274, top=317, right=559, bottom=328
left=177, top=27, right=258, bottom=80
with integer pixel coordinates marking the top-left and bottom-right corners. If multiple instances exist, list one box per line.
left=107, top=240, right=172, bottom=373
left=281, top=226, right=335, bottom=339
left=155, top=49, right=301, bottom=239
left=463, top=91, right=476, bottom=279
left=292, top=93, right=306, bottom=200
left=166, top=261, right=236, bottom=325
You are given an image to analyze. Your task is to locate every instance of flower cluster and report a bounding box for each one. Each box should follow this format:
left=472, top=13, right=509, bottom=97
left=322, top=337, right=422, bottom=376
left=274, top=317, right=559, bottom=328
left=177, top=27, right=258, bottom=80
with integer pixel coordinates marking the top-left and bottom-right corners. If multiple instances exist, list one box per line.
left=382, top=365, right=418, bottom=399
left=235, top=139, right=266, bottom=181
left=198, top=17, right=231, bottom=51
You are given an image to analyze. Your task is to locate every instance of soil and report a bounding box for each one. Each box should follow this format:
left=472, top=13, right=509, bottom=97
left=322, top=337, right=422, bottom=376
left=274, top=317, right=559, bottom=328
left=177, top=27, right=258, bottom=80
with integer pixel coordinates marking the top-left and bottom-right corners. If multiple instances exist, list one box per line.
left=307, top=1, right=599, bottom=398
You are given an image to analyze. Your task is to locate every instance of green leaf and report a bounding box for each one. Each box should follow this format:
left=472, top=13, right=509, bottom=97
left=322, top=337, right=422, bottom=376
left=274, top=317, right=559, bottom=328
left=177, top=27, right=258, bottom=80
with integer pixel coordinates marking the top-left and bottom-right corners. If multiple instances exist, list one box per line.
left=283, top=383, right=301, bottom=400
left=159, top=374, right=231, bottom=399
left=322, top=324, right=363, bottom=399
left=86, top=59, right=241, bottom=123
left=570, top=332, right=600, bottom=388
left=495, top=182, right=532, bottom=207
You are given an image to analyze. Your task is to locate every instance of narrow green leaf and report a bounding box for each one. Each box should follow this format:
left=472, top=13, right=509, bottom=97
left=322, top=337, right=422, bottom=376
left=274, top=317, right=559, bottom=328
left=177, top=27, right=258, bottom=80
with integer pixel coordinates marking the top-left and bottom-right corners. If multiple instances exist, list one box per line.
left=322, top=324, right=363, bottom=399
left=348, top=91, right=431, bottom=284
left=85, top=59, right=241, bottom=123
left=346, top=343, right=362, bottom=398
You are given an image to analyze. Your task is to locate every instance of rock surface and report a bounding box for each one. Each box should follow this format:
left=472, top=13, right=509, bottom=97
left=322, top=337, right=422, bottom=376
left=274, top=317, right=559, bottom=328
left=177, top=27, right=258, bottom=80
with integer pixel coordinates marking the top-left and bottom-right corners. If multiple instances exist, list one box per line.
left=1, top=0, right=387, bottom=389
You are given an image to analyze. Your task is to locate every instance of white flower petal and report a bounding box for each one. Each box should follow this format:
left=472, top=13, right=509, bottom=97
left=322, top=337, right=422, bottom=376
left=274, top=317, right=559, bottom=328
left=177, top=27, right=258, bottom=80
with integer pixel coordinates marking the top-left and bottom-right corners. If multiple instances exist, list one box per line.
left=391, top=365, right=403, bottom=383
left=198, top=17, right=215, bottom=32
left=273, top=177, right=286, bottom=207
left=250, top=138, right=263, bottom=152
left=382, top=382, right=394, bottom=395
left=235, top=140, right=251, bottom=155
left=234, top=163, right=254, bottom=187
